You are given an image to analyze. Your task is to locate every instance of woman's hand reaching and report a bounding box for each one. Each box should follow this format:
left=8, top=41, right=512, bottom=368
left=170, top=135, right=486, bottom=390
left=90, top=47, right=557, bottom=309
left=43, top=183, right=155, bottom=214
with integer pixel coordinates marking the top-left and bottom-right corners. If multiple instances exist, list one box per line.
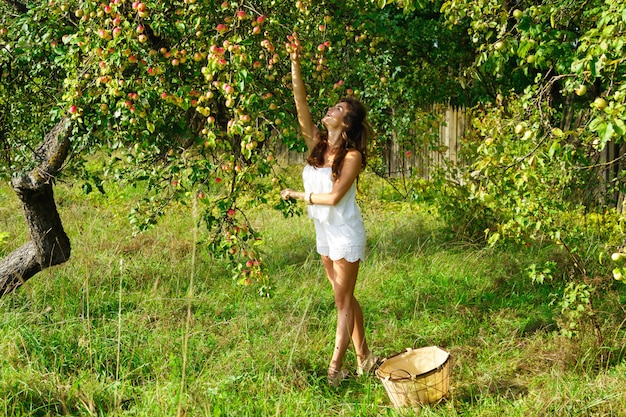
left=287, top=32, right=301, bottom=62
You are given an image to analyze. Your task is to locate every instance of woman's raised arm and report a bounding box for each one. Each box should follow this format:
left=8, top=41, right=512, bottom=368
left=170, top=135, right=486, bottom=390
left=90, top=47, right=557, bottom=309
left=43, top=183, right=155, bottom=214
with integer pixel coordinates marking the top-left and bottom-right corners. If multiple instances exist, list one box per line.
left=289, top=33, right=318, bottom=151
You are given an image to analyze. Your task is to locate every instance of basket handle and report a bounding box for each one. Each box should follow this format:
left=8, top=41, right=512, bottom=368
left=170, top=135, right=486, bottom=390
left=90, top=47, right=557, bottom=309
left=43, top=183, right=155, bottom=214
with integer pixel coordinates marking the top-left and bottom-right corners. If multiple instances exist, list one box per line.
left=385, top=368, right=414, bottom=381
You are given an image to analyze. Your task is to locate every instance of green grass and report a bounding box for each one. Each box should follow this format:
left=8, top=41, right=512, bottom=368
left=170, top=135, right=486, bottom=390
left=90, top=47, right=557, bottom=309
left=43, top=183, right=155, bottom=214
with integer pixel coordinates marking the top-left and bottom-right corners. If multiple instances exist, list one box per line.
left=1, top=173, right=625, bottom=416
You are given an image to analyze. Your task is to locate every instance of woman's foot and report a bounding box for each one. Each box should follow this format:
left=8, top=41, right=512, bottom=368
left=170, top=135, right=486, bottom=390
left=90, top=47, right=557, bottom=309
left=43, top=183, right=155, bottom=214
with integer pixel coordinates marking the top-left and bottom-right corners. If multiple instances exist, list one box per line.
left=356, top=351, right=378, bottom=376
left=327, top=366, right=349, bottom=386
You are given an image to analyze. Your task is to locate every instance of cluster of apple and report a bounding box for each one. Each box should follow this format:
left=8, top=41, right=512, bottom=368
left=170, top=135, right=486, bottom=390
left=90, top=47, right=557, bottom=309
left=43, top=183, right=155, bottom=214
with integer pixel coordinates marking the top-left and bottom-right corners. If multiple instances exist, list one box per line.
left=84, top=3, right=267, bottom=135
left=40, top=0, right=369, bottom=284
left=611, top=251, right=626, bottom=282
left=57, top=0, right=352, bottom=150
left=217, top=217, right=264, bottom=287
left=572, top=83, right=609, bottom=113
left=514, top=122, right=534, bottom=141
left=52, top=1, right=154, bottom=121
left=239, top=256, right=263, bottom=287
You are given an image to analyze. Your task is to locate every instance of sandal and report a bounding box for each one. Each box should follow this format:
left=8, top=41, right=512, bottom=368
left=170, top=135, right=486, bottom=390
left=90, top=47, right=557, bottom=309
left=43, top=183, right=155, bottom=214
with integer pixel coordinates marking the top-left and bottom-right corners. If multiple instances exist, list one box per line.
left=357, top=352, right=379, bottom=376
left=327, top=366, right=349, bottom=386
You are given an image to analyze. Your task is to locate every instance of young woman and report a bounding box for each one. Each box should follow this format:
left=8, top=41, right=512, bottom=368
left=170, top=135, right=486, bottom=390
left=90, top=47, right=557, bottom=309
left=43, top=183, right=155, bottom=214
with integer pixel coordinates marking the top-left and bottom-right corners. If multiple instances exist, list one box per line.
left=280, top=34, right=377, bottom=385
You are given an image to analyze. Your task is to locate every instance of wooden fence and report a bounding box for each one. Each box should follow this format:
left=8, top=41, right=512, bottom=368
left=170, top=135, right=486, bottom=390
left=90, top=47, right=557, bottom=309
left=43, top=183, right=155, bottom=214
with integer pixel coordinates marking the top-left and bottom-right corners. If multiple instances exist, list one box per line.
left=381, top=105, right=468, bottom=179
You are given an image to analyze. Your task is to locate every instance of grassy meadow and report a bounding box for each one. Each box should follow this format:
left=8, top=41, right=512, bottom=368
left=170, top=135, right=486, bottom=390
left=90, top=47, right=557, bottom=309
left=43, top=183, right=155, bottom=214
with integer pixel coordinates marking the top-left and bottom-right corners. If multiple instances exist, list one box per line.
left=1, top=169, right=626, bottom=417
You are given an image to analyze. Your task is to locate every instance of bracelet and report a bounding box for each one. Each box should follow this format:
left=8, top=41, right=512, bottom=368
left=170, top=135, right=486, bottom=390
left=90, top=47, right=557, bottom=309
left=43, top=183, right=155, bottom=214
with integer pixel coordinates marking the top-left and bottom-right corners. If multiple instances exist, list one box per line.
left=306, top=192, right=313, bottom=205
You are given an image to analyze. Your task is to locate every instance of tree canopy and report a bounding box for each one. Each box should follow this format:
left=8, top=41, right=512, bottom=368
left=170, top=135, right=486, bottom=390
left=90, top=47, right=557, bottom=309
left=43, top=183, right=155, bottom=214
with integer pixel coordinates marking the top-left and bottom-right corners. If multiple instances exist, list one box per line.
left=0, top=0, right=477, bottom=294
left=2, top=0, right=626, bottom=300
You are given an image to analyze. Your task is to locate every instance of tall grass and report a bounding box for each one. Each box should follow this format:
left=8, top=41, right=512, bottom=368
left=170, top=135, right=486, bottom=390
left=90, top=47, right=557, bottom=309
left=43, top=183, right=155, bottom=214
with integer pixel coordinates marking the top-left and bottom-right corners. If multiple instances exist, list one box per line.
left=0, top=171, right=625, bottom=416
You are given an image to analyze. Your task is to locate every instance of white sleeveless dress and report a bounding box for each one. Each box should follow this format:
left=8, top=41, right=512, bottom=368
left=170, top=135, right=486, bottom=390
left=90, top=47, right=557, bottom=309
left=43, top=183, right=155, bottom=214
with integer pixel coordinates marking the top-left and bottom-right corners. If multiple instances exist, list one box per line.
left=302, top=164, right=366, bottom=262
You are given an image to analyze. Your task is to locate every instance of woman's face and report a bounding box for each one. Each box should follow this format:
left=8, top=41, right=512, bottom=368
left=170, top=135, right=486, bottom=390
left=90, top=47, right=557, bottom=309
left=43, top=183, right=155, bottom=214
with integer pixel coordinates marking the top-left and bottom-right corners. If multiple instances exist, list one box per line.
left=321, top=102, right=349, bottom=129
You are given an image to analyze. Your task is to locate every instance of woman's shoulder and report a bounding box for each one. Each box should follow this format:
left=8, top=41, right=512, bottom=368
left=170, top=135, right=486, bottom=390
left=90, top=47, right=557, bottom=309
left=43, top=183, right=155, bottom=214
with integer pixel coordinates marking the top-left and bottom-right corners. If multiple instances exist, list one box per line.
left=345, top=149, right=363, bottom=163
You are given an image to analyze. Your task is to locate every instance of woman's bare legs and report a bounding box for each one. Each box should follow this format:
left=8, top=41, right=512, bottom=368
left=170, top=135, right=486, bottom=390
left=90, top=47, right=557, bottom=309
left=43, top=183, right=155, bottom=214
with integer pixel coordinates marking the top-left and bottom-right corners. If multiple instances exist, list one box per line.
left=321, top=256, right=371, bottom=373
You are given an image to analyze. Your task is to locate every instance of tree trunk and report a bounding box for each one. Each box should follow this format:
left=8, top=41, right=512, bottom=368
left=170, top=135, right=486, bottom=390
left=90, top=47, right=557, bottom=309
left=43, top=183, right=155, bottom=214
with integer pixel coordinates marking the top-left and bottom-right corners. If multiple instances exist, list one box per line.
left=0, top=119, right=72, bottom=298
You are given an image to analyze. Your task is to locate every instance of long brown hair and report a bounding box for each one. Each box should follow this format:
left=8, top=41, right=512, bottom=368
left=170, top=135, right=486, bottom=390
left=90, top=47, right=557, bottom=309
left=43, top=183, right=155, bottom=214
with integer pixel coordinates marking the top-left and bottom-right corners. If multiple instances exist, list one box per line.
left=307, top=96, right=370, bottom=181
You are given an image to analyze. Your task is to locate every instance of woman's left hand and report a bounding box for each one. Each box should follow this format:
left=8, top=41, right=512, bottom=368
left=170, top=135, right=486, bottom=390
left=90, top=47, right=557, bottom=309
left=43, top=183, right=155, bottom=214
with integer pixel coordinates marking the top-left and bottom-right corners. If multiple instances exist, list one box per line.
left=280, top=189, right=293, bottom=200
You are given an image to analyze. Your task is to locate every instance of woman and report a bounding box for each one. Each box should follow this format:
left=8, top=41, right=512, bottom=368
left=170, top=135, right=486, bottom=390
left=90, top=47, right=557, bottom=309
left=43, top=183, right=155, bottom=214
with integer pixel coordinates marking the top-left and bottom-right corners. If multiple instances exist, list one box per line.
left=280, top=33, right=377, bottom=386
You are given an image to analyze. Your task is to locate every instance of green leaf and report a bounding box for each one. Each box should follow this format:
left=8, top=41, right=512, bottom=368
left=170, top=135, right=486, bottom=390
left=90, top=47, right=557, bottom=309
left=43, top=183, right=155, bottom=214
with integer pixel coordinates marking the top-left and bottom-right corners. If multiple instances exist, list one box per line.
left=570, top=59, right=584, bottom=73
left=602, top=25, right=615, bottom=37
left=548, top=140, right=561, bottom=158
left=615, top=119, right=626, bottom=136
left=517, top=40, right=534, bottom=58
left=602, top=122, right=615, bottom=143
left=487, top=231, right=500, bottom=246
left=589, top=116, right=605, bottom=132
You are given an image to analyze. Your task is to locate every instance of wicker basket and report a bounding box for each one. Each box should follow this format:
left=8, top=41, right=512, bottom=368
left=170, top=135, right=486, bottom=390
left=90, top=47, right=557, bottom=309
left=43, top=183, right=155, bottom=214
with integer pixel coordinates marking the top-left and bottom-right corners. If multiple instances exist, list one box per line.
left=375, top=345, right=451, bottom=407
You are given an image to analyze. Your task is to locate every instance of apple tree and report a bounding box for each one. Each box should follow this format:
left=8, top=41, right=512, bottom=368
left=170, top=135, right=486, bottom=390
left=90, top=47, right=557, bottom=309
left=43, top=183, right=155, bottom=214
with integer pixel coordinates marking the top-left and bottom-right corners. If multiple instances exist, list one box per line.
left=434, top=0, right=626, bottom=248
left=1, top=0, right=477, bottom=298
left=427, top=0, right=626, bottom=337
